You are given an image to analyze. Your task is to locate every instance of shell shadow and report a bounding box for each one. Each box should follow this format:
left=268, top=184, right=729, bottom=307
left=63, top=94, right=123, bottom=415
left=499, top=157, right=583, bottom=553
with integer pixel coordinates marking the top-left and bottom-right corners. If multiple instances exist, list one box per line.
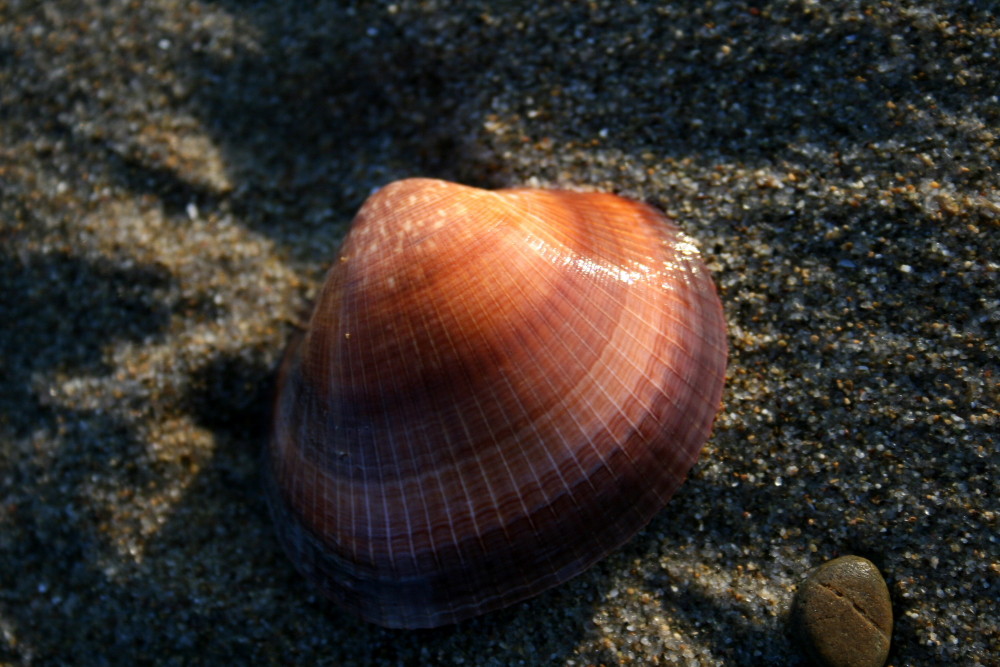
left=0, top=247, right=173, bottom=435
left=0, top=250, right=177, bottom=662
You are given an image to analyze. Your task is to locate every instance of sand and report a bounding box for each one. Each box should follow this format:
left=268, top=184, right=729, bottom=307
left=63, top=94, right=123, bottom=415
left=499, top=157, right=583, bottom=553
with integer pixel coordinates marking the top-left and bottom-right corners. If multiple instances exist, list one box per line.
left=1, top=1, right=997, bottom=664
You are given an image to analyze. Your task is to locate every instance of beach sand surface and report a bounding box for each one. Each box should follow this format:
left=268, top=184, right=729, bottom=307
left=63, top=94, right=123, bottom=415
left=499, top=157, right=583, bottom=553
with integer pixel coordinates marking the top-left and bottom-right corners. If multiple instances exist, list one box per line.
left=1, top=1, right=997, bottom=664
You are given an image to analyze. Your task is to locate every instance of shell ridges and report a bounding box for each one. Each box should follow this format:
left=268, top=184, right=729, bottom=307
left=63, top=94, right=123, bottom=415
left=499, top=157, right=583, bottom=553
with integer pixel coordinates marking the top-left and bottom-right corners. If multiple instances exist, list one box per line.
left=266, top=178, right=727, bottom=628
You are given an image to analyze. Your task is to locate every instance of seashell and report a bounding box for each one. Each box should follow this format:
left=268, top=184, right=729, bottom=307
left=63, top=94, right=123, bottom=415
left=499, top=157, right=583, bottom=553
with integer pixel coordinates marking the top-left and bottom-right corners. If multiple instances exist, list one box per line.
left=265, top=178, right=727, bottom=629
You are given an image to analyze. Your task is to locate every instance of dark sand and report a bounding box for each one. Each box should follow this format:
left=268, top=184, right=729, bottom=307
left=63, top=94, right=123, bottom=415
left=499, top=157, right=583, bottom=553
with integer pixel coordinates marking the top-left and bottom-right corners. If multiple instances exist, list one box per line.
left=1, top=1, right=997, bottom=665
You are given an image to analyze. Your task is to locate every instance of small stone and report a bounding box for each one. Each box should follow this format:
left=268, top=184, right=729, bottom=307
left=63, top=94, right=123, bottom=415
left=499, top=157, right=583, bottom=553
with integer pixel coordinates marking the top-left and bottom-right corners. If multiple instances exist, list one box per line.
left=791, top=556, right=892, bottom=667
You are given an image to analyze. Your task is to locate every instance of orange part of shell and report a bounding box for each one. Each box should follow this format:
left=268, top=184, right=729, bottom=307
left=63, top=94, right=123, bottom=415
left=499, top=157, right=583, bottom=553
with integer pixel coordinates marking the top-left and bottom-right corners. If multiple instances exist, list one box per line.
left=265, top=178, right=728, bottom=628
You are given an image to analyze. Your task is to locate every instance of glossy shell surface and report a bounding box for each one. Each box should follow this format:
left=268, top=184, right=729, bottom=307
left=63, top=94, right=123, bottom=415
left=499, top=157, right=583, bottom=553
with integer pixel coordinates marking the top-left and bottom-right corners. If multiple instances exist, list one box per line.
left=266, top=178, right=728, bottom=628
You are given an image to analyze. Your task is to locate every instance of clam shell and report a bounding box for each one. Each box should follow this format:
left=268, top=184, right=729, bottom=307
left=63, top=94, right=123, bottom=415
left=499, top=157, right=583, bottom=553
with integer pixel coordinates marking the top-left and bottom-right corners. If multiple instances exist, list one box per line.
left=266, top=178, right=727, bottom=628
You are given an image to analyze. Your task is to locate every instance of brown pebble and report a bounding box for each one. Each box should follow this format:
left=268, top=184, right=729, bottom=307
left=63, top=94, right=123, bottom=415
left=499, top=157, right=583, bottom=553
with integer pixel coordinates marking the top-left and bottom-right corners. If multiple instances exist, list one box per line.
left=791, top=556, right=892, bottom=667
